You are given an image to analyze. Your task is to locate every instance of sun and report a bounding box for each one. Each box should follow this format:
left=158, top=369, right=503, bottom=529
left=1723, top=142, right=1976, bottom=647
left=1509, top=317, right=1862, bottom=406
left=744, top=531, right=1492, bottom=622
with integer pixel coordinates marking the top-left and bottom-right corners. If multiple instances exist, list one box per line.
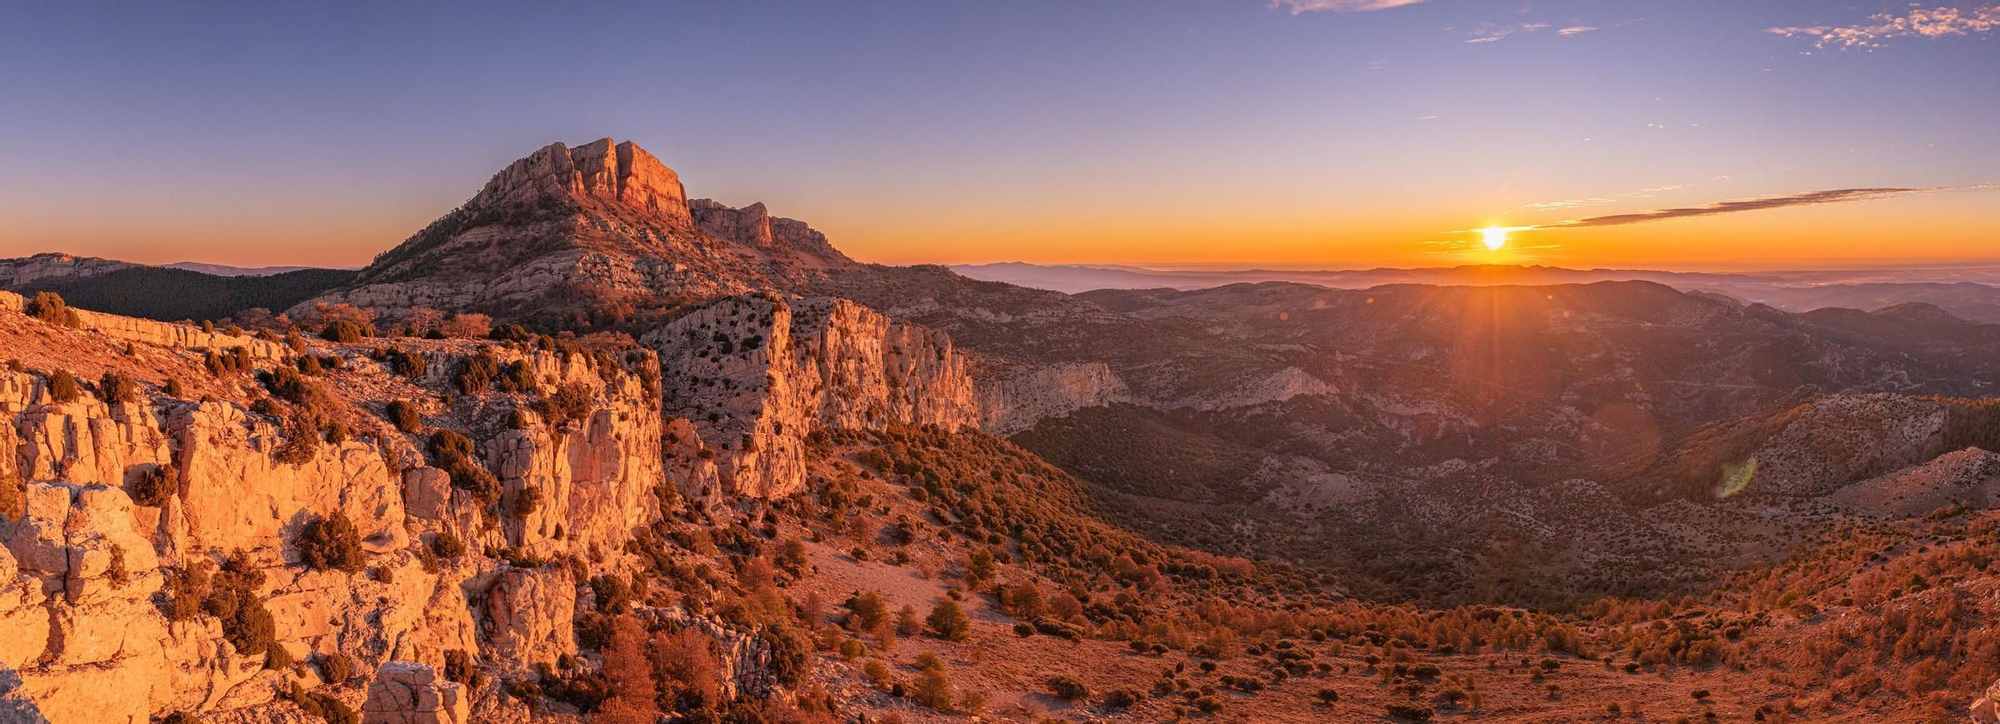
left=1480, top=225, right=1509, bottom=250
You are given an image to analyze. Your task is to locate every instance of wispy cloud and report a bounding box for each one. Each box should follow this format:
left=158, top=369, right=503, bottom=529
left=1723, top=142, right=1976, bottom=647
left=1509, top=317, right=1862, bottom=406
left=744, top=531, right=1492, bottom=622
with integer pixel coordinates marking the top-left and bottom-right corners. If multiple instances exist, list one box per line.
left=1557, top=25, right=1600, bottom=36
left=1464, top=21, right=1550, bottom=43
left=1543, top=185, right=1995, bottom=228
left=1271, top=0, right=1424, bottom=14
left=1768, top=4, right=2000, bottom=50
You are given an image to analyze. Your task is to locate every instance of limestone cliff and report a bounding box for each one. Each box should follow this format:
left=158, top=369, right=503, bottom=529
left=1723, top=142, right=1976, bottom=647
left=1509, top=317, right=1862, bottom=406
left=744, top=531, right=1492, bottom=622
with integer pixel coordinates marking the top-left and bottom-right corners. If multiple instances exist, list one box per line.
left=0, top=298, right=742, bottom=722
left=642, top=294, right=980, bottom=497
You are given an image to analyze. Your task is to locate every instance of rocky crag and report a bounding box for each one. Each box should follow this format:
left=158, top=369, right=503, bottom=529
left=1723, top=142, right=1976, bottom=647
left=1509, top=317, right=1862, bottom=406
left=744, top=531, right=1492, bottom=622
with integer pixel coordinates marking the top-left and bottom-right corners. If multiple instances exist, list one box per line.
left=641, top=293, right=978, bottom=497
left=0, top=280, right=970, bottom=720
left=302, top=138, right=859, bottom=330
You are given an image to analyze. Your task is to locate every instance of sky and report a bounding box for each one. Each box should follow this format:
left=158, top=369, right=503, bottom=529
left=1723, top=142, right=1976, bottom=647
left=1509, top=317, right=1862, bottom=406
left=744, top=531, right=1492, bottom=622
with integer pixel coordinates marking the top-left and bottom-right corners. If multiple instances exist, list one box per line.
left=1, top=0, right=1996, bottom=271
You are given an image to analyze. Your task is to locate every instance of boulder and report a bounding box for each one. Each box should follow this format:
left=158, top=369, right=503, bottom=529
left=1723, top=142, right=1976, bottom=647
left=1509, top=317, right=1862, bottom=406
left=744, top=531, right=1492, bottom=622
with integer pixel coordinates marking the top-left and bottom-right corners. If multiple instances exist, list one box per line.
left=361, top=661, right=468, bottom=724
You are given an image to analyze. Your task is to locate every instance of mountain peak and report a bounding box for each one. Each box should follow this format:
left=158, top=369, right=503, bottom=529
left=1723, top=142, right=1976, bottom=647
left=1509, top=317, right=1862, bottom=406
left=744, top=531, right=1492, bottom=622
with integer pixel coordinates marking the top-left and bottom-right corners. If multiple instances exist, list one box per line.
left=470, top=138, right=690, bottom=224
left=301, top=138, right=861, bottom=328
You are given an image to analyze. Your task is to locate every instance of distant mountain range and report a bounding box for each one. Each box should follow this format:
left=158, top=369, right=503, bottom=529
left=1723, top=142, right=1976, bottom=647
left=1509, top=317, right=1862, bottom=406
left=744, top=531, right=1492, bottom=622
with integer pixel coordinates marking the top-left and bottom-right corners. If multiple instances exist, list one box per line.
left=953, top=261, right=2000, bottom=324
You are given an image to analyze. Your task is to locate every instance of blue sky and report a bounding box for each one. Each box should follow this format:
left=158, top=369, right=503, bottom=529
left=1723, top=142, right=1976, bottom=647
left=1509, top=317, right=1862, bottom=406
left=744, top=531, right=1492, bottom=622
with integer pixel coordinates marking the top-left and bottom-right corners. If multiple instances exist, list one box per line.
left=1, top=0, right=1995, bottom=269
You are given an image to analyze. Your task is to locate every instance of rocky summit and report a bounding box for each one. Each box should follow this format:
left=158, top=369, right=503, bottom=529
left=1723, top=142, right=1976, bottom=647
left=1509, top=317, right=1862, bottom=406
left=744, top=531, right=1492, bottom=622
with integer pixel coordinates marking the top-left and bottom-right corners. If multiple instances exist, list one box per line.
left=306, top=138, right=858, bottom=329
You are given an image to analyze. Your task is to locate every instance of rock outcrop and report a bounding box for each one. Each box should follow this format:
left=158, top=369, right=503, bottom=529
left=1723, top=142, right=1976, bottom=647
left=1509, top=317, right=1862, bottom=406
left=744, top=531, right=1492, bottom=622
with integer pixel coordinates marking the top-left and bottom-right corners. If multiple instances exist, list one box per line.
left=643, top=294, right=979, bottom=497
left=361, top=661, right=469, bottom=724
left=0, top=298, right=735, bottom=721
left=978, top=361, right=1128, bottom=434
left=299, top=138, right=857, bottom=325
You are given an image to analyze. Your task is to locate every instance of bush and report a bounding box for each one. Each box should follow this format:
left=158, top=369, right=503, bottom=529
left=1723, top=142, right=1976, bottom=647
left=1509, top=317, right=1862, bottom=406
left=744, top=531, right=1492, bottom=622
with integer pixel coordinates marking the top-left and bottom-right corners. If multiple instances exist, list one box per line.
left=510, top=486, right=543, bottom=520
left=379, top=347, right=426, bottom=378
left=27, top=291, right=78, bottom=327
left=99, top=371, right=139, bottom=402
left=128, top=463, right=178, bottom=507
left=428, top=430, right=499, bottom=506
left=319, top=651, right=354, bottom=685
left=291, top=683, right=358, bottom=724
left=429, top=530, right=466, bottom=559
left=453, top=354, right=499, bottom=394
left=926, top=599, right=971, bottom=642
left=846, top=591, right=890, bottom=631
left=320, top=320, right=367, bottom=344
left=204, top=552, right=276, bottom=658
left=385, top=400, right=422, bottom=433
left=536, top=382, right=595, bottom=430
left=295, top=512, right=364, bottom=573
left=1103, top=688, right=1144, bottom=709
left=443, top=649, right=485, bottom=690
left=46, top=370, right=81, bottom=403
left=496, top=360, right=536, bottom=393
left=863, top=660, right=894, bottom=690
left=1047, top=675, right=1090, bottom=701
left=913, top=664, right=953, bottom=711
left=1386, top=702, right=1435, bottom=722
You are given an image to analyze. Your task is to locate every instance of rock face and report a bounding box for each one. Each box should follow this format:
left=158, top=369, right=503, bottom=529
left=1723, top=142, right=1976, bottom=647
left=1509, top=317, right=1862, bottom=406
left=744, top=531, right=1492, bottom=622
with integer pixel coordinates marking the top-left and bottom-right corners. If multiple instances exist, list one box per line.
left=0, top=253, right=138, bottom=289
left=0, top=290, right=285, bottom=359
left=643, top=294, right=980, bottom=497
left=978, top=361, right=1128, bottom=434
left=0, top=299, right=758, bottom=722
left=361, top=661, right=469, bottom=724
left=471, top=138, right=690, bottom=225
left=299, top=138, right=858, bottom=326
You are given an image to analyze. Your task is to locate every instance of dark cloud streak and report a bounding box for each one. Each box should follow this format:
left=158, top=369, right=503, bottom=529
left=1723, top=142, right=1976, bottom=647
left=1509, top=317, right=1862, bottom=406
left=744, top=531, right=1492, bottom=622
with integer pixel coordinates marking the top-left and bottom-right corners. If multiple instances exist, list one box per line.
left=1547, top=186, right=1966, bottom=228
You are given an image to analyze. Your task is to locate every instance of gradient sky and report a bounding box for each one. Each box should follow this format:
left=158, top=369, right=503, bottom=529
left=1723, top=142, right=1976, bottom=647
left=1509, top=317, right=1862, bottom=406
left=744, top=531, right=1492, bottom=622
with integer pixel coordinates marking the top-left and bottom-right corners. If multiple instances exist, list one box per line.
left=2, top=0, right=1996, bottom=270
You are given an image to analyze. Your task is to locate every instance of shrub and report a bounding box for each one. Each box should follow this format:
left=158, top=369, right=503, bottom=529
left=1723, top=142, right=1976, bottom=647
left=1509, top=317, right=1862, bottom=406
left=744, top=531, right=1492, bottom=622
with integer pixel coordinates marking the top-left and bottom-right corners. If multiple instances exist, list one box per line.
left=1317, top=688, right=1341, bottom=705
left=846, top=591, right=890, bottom=631
left=913, top=664, right=953, bottom=710
left=203, top=552, right=276, bottom=658
left=295, top=512, right=364, bottom=573
left=27, top=291, right=78, bottom=327
left=164, top=378, right=186, bottom=397
left=1386, top=702, right=1435, bottom=722
left=510, top=486, right=543, bottom=520
left=1048, top=675, right=1090, bottom=701
left=385, top=400, right=421, bottom=433
left=98, top=371, right=139, bottom=402
left=927, top=599, right=971, bottom=642
left=128, top=463, right=178, bottom=507
left=291, top=682, right=358, bottom=724
left=1103, top=688, right=1144, bottom=709
left=489, top=323, right=533, bottom=342
left=320, top=320, right=367, bottom=344
left=319, top=651, right=354, bottom=684
left=265, top=642, right=294, bottom=670
left=536, top=382, right=594, bottom=430
left=160, top=713, right=201, bottom=724
left=443, top=313, right=492, bottom=339
left=443, top=649, right=484, bottom=690
left=379, top=347, right=427, bottom=378
left=429, top=530, right=466, bottom=559
left=47, top=370, right=81, bottom=403
left=863, top=660, right=894, bottom=690
left=428, top=430, right=500, bottom=506
left=496, top=360, right=536, bottom=393
left=453, top=354, right=498, bottom=394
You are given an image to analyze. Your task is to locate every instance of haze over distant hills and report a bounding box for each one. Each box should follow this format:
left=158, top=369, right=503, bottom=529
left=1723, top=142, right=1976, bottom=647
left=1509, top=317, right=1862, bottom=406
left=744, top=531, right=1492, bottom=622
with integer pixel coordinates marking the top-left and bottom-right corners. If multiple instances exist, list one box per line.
left=955, top=261, right=2000, bottom=324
